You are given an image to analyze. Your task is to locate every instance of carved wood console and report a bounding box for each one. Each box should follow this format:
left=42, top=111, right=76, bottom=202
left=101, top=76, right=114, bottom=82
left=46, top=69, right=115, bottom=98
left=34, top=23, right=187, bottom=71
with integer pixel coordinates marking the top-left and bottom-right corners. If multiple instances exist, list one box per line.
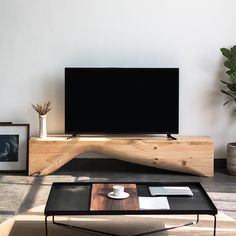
left=28, top=136, right=214, bottom=177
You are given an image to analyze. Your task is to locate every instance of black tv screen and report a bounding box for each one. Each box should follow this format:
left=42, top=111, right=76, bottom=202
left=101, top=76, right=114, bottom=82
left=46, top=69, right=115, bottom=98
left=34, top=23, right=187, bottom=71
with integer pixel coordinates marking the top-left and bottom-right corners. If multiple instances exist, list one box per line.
left=65, top=67, right=179, bottom=134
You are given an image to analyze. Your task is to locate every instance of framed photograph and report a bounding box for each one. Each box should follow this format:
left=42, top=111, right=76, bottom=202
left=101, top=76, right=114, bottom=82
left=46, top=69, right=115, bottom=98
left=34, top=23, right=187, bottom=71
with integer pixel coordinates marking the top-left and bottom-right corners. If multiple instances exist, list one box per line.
left=0, top=123, right=30, bottom=172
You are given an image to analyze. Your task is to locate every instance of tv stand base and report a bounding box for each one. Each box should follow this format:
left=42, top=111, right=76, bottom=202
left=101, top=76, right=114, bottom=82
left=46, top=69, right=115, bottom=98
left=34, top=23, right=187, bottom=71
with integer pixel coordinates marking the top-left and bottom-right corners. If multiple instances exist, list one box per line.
left=68, top=133, right=177, bottom=140
left=167, top=134, right=177, bottom=140
left=28, top=136, right=214, bottom=176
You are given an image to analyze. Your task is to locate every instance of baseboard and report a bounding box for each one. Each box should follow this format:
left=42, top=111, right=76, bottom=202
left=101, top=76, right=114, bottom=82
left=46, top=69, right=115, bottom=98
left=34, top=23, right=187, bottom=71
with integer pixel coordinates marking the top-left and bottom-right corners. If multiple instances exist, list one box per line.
left=214, top=158, right=226, bottom=168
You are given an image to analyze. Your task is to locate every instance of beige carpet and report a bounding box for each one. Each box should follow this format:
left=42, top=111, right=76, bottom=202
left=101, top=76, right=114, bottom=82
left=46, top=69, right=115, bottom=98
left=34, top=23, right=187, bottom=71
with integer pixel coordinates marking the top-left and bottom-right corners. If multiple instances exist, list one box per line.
left=1, top=205, right=236, bottom=236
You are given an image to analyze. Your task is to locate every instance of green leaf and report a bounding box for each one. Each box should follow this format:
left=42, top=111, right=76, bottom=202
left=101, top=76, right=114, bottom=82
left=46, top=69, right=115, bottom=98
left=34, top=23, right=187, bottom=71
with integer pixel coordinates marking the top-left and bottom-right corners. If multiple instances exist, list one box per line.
left=224, top=60, right=236, bottom=71
left=226, top=70, right=233, bottom=75
left=221, top=80, right=236, bottom=89
left=231, top=45, right=236, bottom=56
left=221, top=80, right=231, bottom=85
left=230, top=72, right=236, bottom=84
left=224, top=60, right=233, bottom=70
left=228, top=83, right=236, bottom=91
left=221, top=89, right=234, bottom=98
left=221, top=48, right=232, bottom=59
left=223, top=99, right=234, bottom=105
left=231, top=56, right=236, bottom=64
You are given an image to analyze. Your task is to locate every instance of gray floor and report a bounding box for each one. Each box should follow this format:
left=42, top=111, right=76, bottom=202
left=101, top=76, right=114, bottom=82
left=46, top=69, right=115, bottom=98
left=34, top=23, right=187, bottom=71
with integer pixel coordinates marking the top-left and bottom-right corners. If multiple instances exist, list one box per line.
left=0, top=156, right=236, bottom=224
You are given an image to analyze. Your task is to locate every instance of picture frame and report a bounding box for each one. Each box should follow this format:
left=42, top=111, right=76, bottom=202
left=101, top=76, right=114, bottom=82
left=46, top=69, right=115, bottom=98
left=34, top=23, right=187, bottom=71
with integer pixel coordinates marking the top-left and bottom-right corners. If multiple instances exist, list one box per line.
left=0, top=123, right=30, bottom=172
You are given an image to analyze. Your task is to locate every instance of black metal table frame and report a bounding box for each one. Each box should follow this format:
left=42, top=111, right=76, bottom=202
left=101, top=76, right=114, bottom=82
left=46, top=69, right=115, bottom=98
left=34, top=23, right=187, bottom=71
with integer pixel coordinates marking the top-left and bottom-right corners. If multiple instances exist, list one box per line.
left=44, top=182, right=218, bottom=236
left=45, top=213, right=217, bottom=236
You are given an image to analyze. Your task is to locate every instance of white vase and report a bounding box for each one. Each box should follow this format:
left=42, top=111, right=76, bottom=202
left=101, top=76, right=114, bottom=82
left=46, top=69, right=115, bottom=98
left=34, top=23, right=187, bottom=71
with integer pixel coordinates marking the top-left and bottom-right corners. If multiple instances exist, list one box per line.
left=39, top=115, right=47, bottom=138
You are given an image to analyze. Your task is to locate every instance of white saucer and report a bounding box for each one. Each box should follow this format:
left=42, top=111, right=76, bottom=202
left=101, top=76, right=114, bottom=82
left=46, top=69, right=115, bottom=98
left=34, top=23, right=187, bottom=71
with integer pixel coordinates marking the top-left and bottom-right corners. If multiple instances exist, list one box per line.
left=107, top=191, right=130, bottom=199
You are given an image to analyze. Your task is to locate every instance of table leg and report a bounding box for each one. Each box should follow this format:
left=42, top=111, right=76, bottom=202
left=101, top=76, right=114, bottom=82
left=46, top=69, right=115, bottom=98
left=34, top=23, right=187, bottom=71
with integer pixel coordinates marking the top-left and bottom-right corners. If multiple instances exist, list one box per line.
left=213, top=215, right=217, bottom=236
left=45, top=216, right=49, bottom=236
left=134, top=214, right=199, bottom=236
left=45, top=214, right=213, bottom=236
left=52, top=216, right=119, bottom=236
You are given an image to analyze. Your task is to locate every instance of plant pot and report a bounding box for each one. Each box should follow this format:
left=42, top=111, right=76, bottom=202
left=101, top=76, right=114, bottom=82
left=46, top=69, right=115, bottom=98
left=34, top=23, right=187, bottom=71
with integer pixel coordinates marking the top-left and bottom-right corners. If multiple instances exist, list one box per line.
left=39, top=115, right=47, bottom=138
left=227, top=143, right=236, bottom=175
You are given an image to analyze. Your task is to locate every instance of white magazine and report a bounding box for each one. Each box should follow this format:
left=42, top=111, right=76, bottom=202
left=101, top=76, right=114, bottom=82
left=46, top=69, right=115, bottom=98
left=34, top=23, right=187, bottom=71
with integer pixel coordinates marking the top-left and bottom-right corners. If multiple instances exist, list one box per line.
left=139, top=197, right=170, bottom=210
left=149, top=186, right=193, bottom=197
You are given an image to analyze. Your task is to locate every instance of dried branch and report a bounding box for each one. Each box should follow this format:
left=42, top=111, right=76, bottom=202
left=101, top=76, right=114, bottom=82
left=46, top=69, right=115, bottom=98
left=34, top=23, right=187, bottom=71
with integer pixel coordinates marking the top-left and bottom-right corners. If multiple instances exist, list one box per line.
left=32, top=101, right=52, bottom=115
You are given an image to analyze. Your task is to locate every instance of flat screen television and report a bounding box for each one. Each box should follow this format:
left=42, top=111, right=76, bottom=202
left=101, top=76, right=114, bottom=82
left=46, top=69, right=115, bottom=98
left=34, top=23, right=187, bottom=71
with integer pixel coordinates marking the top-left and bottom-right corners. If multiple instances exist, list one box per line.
left=65, top=67, right=179, bottom=135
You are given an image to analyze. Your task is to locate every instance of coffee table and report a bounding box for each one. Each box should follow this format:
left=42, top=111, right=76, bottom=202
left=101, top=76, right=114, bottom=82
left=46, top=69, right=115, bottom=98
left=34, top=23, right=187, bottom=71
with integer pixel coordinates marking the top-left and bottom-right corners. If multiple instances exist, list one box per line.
left=44, top=182, right=217, bottom=236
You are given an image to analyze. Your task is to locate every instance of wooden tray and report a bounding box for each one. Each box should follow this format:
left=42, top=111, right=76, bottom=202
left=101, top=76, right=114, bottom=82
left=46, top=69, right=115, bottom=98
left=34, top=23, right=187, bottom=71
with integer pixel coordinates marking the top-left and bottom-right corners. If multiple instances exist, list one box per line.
left=90, top=183, right=139, bottom=211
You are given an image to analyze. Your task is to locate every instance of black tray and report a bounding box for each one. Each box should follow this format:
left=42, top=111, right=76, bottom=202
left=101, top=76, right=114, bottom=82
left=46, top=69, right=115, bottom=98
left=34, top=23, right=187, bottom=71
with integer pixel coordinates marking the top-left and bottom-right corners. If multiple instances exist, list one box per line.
left=45, top=182, right=217, bottom=216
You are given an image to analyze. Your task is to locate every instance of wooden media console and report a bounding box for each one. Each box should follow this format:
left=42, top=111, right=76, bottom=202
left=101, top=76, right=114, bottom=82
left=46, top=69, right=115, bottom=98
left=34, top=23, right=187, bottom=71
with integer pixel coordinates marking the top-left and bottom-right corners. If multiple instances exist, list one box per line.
left=28, top=135, right=214, bottom=176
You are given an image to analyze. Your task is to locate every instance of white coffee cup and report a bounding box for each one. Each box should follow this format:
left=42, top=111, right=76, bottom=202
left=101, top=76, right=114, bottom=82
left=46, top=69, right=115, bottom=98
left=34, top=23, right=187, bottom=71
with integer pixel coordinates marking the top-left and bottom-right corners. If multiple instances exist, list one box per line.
left=113, top=185, right=124, bottom=197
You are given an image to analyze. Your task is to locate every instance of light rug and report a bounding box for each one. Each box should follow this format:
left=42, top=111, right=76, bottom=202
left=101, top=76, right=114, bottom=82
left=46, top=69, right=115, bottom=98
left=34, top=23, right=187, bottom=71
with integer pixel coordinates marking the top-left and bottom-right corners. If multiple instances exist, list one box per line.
left=0, top=206, right=236, bottom=236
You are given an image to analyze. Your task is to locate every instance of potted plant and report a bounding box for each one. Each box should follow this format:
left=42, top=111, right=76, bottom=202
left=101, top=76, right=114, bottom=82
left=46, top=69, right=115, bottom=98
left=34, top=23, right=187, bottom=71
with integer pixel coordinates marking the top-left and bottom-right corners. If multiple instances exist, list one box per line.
left=32, top=101, right=52, bottom=138
left=220, top=45, right=236, bottom=175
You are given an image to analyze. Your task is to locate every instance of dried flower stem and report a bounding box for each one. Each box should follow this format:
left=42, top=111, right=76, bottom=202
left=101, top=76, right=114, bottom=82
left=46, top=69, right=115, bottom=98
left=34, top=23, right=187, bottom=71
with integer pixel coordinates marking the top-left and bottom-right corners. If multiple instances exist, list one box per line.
left=32, top=101, right=52, bottom=115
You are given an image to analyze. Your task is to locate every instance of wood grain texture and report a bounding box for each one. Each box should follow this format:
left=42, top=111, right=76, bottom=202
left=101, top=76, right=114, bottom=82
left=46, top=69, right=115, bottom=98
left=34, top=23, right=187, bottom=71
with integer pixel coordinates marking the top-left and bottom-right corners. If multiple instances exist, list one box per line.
left=90, top=184, right=139, bottom=211
left=28, top=136, right=214, bottom=176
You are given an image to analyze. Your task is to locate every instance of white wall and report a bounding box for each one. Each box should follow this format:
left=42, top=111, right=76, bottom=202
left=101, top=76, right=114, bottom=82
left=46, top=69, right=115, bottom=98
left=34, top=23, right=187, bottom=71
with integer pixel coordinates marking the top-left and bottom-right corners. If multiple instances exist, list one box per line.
left=0, top=0, right=236, bottom=158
